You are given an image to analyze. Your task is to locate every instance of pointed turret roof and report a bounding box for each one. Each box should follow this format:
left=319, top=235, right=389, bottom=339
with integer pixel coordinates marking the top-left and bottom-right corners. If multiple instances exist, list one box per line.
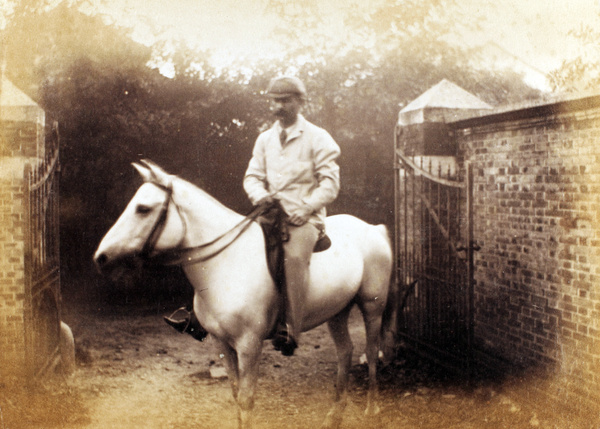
left=1, top=77, right=38, bottom=107
left=400, top=79, right=492, bottom=113
left=1, top=77, right=44, bottom=123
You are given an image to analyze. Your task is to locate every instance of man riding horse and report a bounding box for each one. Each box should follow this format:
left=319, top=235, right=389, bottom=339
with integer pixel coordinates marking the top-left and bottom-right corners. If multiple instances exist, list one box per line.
left=165, top=76, right=341, bottom=356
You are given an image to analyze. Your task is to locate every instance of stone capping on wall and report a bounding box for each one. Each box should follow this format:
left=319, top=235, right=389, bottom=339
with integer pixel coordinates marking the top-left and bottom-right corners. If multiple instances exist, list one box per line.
left=450, top=93, right=600, bottom=130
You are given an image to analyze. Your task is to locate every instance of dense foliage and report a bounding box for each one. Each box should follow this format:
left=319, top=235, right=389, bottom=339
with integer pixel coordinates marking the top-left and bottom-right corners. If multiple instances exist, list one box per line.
left=1, top=1, right=542, bottom=299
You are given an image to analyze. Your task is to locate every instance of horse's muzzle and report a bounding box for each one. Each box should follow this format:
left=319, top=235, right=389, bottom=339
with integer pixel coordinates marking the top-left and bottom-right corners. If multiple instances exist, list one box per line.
left=94, top=252, right=108, bottom=271
left=94, top=252, right=143, bottom=285
left=94, top=251, right=137, bottom=272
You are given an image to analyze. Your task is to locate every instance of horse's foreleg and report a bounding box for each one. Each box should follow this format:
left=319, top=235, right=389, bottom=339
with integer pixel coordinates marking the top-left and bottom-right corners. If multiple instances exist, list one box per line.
left=234, top=340, right=263, bottom=429
left=359, top=300, right=384, bottom=416
left=322, top=306, right=353, bottom=429
left=216, top=341, right=240, bottom=400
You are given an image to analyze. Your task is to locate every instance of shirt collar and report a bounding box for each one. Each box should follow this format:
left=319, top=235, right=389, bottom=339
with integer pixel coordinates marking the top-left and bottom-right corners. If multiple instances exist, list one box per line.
left=276, top=114, right=306, bottom=141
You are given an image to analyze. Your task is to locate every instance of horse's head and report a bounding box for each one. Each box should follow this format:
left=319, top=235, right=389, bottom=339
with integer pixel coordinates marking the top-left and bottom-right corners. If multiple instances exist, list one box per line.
left=94, top=160, right=186, bottom=274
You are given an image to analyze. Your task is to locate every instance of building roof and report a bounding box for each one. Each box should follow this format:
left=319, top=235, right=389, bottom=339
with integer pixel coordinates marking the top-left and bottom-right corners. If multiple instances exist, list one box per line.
left=400, top=79, right=493, bottom=113
left=1, top=77, right=39, bottom=107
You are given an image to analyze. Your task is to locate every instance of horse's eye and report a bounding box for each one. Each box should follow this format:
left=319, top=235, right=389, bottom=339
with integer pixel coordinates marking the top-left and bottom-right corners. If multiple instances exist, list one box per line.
left=136, top=205, right=152, bottom=214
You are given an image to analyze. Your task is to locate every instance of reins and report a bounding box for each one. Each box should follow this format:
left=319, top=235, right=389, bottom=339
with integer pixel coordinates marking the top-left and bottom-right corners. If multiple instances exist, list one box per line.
left=139, top=170, right=298, bottom=267
left=139, top=179, right=272, bottom=266
left=149, top=203, right=267, bottom=266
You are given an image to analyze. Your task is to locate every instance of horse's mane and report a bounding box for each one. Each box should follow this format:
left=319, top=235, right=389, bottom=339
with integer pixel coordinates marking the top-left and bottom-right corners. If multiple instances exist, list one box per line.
left=171, top=174, right=241, bottom=217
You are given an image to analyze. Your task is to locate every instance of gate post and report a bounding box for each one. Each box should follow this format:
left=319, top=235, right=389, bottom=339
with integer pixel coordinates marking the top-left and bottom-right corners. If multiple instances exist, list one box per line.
left=0, top=166, right=28, bottom=377
left=0, top=77, right=45, bottom=378
left=465, top=160, right=475, bottom=378
left=1, top=79, right=69, bottom=379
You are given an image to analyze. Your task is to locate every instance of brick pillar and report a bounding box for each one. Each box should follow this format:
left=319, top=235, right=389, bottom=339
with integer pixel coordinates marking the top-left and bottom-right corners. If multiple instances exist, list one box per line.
left=0, top=164, right=27, bottom=377
left=1, top=79, right=57, bottom=378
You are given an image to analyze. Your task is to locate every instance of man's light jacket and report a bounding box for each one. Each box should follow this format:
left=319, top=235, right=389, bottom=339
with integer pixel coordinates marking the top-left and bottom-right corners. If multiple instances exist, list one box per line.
left=243, top=114, right=341, bottom=230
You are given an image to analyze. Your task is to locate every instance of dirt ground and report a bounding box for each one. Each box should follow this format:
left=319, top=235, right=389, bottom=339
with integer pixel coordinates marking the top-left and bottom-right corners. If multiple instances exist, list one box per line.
left=1, top=303, right=598, bottom=429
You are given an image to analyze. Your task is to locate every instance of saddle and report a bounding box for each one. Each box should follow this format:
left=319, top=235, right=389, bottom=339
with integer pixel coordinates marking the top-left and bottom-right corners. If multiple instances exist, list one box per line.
left=258, top=202, right=331, bottom=292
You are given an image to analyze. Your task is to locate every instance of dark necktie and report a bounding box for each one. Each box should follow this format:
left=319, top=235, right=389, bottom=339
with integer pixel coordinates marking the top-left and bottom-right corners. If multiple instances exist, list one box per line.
left=280, top=129, right=287, bottom=145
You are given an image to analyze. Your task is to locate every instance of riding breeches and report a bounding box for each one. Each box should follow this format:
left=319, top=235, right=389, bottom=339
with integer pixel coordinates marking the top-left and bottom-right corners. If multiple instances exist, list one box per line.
left=282, top=222, right=319, bottom=340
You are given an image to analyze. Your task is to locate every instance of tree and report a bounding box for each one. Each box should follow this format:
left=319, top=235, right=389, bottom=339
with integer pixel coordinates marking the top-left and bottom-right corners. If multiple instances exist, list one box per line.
left=2, top=1, right=544, bottom=300
left=549, top=12, right=600, bottom=92
left=254, top=0, right=541, bottom=225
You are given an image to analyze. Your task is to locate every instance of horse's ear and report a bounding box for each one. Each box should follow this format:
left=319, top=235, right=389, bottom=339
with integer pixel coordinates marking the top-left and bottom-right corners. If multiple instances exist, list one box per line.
left=140, top=159, right=172, bottom=188
left=140, top=159, right=159, bottom=170
left=132, top=162, right=153, bottom=182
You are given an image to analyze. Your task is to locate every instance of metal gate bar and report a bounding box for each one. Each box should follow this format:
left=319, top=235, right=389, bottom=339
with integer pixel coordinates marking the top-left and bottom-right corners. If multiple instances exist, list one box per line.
left=394, top=134, right=475, bottom=374
left=24, top=122, right=61, bottom=377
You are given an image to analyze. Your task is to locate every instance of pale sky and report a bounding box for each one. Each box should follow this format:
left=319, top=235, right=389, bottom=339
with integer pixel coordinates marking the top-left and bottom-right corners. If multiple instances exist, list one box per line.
left=90, top=0, right=361, bottom=71
left=474, top=0, right=598, bottom=71
left=87, top=0, right=597, bottom=75
left=2, top=0, right=597, bottom=78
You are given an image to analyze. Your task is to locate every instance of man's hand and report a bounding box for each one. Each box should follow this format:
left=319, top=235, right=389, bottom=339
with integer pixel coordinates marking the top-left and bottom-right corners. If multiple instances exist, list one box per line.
left=255, top=195, right=274, bottom=207
left=288, top=204, right=314, bottom=226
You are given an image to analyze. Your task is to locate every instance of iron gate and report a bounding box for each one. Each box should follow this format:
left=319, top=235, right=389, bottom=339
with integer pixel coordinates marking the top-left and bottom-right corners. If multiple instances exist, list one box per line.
left=394, top=129, right=476, bottom=373
left=24, top=122, right=61, bottom=376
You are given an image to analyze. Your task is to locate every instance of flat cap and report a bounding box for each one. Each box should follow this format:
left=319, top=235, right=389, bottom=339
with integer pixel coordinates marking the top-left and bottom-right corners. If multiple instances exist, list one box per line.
left=266, top=76, right=307, bottom=98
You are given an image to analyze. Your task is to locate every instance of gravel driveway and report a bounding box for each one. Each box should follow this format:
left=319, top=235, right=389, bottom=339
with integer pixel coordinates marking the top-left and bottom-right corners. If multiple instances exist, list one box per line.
left=1, top=304, right=596, bottom=429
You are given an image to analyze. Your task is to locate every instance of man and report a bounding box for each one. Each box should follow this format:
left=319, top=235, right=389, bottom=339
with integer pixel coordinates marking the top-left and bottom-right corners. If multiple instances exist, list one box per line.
left=244, top=76, right=341, bottom=356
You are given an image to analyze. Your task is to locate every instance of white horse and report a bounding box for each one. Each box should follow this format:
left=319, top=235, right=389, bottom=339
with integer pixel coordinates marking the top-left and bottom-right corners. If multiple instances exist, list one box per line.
left=94, top=160, right=394, bottom=429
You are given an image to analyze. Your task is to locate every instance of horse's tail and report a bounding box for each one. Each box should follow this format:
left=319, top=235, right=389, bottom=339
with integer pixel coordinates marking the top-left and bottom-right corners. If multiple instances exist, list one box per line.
left=377, top=223, right=398, bottom=365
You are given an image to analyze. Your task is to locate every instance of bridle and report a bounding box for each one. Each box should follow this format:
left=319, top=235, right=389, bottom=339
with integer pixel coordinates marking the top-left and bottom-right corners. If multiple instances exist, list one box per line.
left=139, top=180, right=266, bottom=266
left=139, top=181, right=179, bottom=260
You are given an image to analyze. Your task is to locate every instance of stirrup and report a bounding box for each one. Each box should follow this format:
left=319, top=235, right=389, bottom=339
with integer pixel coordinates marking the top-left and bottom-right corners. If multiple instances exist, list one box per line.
left=164, top=307, right=209, bottom=342
left=164, top=306, right=192, bottom=333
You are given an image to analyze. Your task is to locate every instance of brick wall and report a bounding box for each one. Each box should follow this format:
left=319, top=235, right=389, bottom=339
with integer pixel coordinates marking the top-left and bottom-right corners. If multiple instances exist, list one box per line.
left=452, top=96, right=600, bottom=407
left=0, top=165, right=27, bottom=377
left=0, top=121, right=39, bottom=157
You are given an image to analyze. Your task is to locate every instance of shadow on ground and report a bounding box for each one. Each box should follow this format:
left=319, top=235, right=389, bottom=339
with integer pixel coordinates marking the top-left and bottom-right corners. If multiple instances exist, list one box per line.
left=1, top=292, right=598, bottom=429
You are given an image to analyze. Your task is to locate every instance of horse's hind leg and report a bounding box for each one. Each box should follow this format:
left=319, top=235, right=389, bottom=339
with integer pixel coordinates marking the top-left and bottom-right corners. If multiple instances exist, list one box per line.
left=358, top=299, right=384, bottom=416
left=322, top=305, right=353, bottom=429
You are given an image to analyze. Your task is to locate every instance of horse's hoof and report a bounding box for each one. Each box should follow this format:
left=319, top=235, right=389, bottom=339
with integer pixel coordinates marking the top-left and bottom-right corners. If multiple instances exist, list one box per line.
left=364, top=403, right=381, bottom=416
left=321, top=414, right=343, bottom=429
